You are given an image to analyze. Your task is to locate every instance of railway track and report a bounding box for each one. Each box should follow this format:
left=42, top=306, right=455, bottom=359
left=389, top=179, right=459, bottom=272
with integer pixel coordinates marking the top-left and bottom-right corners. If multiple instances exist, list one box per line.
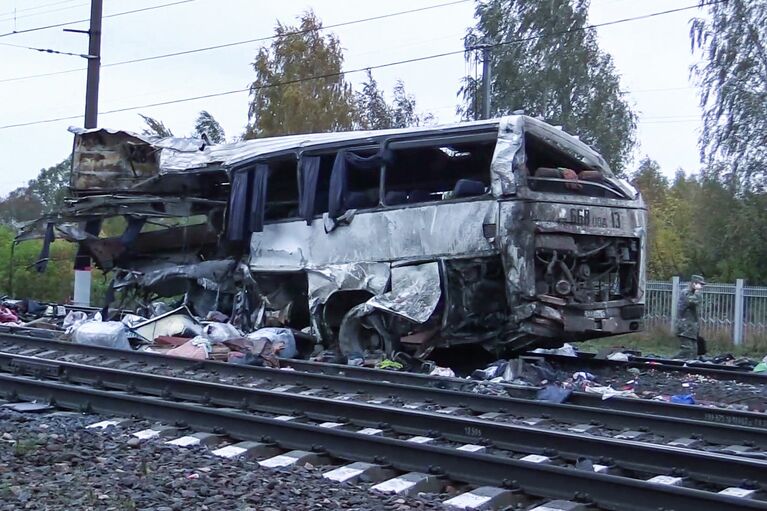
left=526, top=351, right=767, bottom=385
left=3, top=322, right=764, bottom=384
left=0, top=333, right=765, bottom=509
left=1, top=333, right=766, bottom=442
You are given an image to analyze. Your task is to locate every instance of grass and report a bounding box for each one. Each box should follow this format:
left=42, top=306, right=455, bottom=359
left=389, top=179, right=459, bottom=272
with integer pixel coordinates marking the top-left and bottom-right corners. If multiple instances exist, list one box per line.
left=579, top=326, right=767, bottom=359
left=12, top=439, right=39, bottom=457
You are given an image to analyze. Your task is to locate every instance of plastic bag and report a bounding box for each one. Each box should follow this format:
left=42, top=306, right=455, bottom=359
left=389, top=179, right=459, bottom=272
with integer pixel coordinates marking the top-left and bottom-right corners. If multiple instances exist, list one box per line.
left=72, top=321, right=132, bottom=350
left=121, top=314, right=146, bottom=328
left=532, top=343, right=577, bottom=357
left=537, top=384, right=572, bottom=404
left=202, top=322, right=241, bottom=343
left=246, top=328, right=296, bottom=359
left=670, top=394, right=696, bottom=405
left=429, top=366, right=456, bottom=378
left=62, top=311, right=88, bottom=333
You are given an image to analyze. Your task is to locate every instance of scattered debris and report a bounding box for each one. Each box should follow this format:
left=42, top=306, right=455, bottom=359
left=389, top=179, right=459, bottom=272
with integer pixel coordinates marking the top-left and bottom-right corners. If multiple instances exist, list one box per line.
left=429, top=366, right=455, bottom=378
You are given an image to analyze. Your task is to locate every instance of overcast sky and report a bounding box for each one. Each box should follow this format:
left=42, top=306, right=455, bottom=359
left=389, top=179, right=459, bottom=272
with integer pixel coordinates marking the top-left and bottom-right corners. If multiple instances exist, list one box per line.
left=0, top=0, right=704, bottom=195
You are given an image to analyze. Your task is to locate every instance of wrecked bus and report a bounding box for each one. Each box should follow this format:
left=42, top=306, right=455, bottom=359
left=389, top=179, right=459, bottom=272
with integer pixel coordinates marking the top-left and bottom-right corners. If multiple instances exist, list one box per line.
left=20, top=116, right=646, bottom=358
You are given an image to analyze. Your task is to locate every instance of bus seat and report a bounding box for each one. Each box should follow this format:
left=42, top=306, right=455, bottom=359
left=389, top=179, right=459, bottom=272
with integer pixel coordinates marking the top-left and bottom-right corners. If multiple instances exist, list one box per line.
left=314, top=192, right=329, bottom=215
left=407, top=190, right=431, bottom=203
left=385, top=191, right=408, bottom=205
left=579, top=170, right=602, bottom=181
left=453, top=179, right=486, bottom=198
left=346, top=191, right=377, bottom=209
left=534, top=167, right=561, bottom=178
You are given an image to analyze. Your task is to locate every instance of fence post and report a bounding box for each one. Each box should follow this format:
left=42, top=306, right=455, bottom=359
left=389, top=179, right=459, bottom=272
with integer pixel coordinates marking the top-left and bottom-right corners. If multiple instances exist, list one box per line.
left=670, top=276, right=680, bottom=329
left=733, top=278, right=745, bottom=346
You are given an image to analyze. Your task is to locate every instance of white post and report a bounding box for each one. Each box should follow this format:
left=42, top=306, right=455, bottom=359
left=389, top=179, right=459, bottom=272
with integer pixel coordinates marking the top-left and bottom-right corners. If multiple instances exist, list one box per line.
left=733, top=278, right=745, bottom=346
left=73, top=269, right=92, bottom=306
left=670, top=276, right=680, bottom=330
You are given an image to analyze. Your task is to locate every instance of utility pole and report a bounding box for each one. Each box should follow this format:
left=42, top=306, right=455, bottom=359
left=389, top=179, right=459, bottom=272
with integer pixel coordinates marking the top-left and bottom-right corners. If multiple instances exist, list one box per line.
left=481, top=44, right=491, bottom=120
left=84, top=0, right=102, bottom=129
left=67, top=0, right=103, bottom=306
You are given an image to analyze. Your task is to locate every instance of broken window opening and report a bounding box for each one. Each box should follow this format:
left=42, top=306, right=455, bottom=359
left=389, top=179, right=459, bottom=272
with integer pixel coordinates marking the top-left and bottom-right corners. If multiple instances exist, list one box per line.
left=524, top=135, right=627, bottom=199
left=383, top=137, right=495, bottom=206
left=328, top=147, right=386, bottom=218
left=140, top=214, right=209, bottom=232
left=264, top=157, right=300, bottom=222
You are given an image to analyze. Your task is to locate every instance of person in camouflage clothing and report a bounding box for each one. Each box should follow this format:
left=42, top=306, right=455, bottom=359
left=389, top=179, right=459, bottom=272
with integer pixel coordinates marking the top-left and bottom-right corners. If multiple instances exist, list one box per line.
left=674, top=275, right=706, bottom=359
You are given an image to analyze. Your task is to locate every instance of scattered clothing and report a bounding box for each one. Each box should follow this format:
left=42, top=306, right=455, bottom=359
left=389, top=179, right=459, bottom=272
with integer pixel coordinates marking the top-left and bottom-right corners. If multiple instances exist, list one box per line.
left=537, top=384, right=572, bottom=404
left=670, top=394, right=696, bottom=405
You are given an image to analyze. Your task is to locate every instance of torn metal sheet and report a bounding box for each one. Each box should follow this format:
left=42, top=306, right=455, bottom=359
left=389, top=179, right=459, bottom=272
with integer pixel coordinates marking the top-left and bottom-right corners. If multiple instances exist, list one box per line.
left=68, top=115, right=607, bottom=176
left=250, top=200, right=498, bottom=271
left=368, top=262, right=441, bottom=323
left=131, top=305, right=201, bottom=343
left=490, top=116, right=524, bottom=196
left=113, top=259, right=237, bottom=295
left=307, top=263, right=391, bottom=313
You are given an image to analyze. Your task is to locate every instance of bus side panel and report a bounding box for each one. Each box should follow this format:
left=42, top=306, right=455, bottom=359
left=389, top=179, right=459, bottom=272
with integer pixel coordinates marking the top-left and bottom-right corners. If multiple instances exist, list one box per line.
left=248, top=200, right=499, bottom=271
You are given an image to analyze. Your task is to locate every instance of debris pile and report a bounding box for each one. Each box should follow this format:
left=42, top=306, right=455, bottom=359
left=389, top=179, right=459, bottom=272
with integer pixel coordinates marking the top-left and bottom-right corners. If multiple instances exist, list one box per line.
left=0, top=300, right=309, bottom=368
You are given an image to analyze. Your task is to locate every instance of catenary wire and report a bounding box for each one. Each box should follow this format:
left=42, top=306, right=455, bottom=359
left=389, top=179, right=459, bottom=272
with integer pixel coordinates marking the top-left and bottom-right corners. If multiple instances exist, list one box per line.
left=0, top=0, right=472, bottom=83
left=0, top=0, right=194, bottom=38
left=0, top=2, right=90, bottom=23
left=0, top=0, right=722, bottom=82
left=0, top=40, right=91, bottom=57
left=0, top=0, right=81, bottom=18
left=0, top=0, right=725, bottom=131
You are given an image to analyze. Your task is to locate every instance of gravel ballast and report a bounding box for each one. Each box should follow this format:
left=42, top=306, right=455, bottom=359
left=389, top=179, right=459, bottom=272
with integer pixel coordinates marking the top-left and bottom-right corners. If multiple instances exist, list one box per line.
left=0, top=408, right=443, bottom=511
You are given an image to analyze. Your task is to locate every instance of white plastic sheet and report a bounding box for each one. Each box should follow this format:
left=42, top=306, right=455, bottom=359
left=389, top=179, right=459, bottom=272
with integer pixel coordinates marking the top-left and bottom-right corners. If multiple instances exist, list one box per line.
left=72, top=321, right=132, bottom=350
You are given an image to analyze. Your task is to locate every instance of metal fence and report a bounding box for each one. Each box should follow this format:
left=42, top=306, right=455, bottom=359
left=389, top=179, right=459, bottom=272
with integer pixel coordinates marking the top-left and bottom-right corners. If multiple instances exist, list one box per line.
left=645, top=278, right=767, bottom=344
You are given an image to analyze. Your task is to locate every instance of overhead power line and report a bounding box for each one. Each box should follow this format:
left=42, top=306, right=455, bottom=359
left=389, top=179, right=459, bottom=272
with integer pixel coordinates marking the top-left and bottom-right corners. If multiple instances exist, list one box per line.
left=0, top=0, right=725, bottom=131
left=0, top=0, right=194, bottom=38
left=0, top=2, right=89, bottom=23
left=0, top=40, right=93, bottom=57
left=0, top=0, right=471, bottom=83
left=0, top=0, right=81, bottom=18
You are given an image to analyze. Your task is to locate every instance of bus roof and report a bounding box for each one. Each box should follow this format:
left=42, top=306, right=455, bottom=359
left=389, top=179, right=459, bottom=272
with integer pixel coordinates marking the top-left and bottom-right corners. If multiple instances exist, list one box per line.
left=69, top=115, right=611, bottom=176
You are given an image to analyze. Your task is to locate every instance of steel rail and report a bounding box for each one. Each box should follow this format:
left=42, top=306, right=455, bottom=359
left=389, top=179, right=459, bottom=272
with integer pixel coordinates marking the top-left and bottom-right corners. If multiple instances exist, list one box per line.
left=528, top=352, right=767, bottom=385
left=0, top=334, right=765, bottom=444
left=3, top=323, right=764, bottom=382
left=2, top=351, right=762, bottom=487
left=1, top=373, right=765, bottom=511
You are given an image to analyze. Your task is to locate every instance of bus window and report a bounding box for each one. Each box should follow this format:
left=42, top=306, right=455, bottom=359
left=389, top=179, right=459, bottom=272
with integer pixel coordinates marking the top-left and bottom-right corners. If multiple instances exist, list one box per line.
left=264, top=158, right=300, bottom=222
left=345, top=150, right=381, bottom=210
left=326, top=148, right=384, bottom=218
left=384, top=139, right=495, bottom=206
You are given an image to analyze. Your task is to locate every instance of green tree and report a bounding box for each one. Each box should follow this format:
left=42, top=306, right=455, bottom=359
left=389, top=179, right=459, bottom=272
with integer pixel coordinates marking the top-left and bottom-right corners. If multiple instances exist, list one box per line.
left=631, top=158, right=687, bottom=279
left=245, top=10, right=357, bottom=138
left=0, top=158, right=70, bottom=226
left=690, top=0, right=767, bottom=190
left=139, top=114, right=174, bottom=138
left=356, top=71, right=434, bottom=130
left=356, top=70, right=394, bottom=130
left=0, top=188, right=42, bottom=226
left=460, top=0, right=637, bottom=173
left=193, top=110, right=226, bottom=143
left=29, top=158, right=71, bottom=214
left=391, top=80, right=433, bottom=128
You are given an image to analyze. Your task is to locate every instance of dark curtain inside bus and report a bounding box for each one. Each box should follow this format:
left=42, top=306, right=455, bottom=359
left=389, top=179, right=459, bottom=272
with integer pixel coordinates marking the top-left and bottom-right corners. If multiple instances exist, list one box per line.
left=328, top=149, right=390, bottom=218
left=226, top=170, right=251, bottom=241
left=299, top=156, right=321, bottom=225
left=227, top=163, right=269, bottom=240
left=249, top=163, right=269, bottom=233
